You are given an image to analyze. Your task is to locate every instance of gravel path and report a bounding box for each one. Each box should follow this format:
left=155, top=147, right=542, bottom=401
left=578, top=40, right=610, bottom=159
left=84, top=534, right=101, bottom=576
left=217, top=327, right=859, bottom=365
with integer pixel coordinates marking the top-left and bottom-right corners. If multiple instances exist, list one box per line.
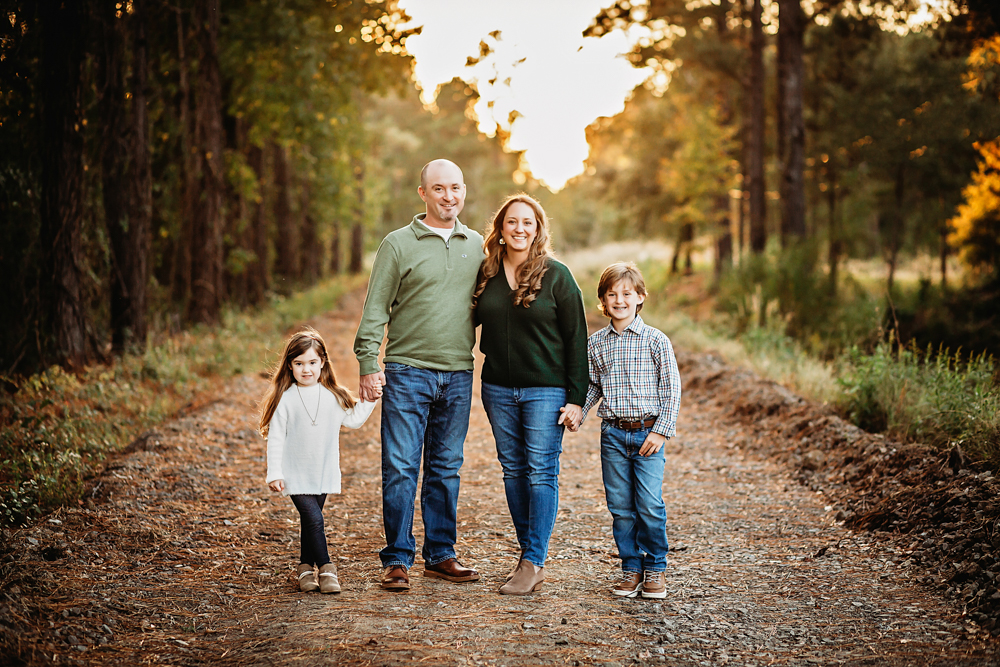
left=4, top=287, right=998, bottom=666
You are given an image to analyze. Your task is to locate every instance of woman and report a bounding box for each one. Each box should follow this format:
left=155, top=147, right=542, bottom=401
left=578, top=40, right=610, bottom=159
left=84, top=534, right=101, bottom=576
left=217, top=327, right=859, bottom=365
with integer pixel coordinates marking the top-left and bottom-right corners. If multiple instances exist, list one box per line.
left=473, top=193, right=588, bottom=595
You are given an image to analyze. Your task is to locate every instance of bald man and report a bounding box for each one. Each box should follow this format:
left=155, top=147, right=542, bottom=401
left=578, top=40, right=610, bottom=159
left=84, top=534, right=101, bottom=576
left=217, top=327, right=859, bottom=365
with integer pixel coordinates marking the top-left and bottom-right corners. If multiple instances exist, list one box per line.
left=354, top=159, right=486, bottom=591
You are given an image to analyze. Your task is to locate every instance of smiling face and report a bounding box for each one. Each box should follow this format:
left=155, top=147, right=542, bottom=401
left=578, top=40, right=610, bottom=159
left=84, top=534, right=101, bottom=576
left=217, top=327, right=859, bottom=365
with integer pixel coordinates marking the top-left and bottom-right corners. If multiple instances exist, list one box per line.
left=289, top=345, right=324, bottom=386
left=501, top=201, right=538, bottom=254
left=600, top=278, right=645, bottom=331
left=418, top=160, right=466, bottom=228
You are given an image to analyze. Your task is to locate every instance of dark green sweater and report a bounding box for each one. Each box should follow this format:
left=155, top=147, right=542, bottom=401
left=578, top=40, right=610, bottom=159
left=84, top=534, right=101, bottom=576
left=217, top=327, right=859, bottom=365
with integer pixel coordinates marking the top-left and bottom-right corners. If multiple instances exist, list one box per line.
left=475, top=259, right=589, bottom=405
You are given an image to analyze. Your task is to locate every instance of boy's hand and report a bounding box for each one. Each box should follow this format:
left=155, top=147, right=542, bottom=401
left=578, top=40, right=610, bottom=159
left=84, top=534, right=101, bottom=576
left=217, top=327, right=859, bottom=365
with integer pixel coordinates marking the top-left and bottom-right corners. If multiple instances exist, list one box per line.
left=639, top=432, right=666, bottom=457
left=558, top=403, right=583, bottom=431
left=269, top=479, right=285, bottom=493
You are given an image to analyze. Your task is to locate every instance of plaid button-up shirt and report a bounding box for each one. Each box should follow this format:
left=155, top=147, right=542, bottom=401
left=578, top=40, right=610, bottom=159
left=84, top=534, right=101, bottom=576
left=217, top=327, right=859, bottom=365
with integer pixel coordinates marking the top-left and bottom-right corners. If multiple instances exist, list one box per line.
left=582, top=315, right=681, bottom=438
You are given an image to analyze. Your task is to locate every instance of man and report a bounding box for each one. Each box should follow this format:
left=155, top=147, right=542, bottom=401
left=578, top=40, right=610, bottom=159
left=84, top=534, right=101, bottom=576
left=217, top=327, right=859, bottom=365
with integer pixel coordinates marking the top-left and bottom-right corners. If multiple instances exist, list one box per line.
left=354, top=159, right=484, bottom=591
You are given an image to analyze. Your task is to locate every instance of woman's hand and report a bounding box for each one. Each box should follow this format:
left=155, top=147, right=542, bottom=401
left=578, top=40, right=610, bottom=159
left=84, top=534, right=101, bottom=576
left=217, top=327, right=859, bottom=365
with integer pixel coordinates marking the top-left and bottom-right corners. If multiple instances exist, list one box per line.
left=558, top=403, right=583, bottom=431
left=269, top=479, right=285, bottom=493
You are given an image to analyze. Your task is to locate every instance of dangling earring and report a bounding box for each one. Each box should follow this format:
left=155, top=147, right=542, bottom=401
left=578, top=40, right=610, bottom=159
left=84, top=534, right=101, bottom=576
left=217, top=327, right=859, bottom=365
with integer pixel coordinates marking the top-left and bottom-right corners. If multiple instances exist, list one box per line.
left=499, top=238, right=505, bottom=245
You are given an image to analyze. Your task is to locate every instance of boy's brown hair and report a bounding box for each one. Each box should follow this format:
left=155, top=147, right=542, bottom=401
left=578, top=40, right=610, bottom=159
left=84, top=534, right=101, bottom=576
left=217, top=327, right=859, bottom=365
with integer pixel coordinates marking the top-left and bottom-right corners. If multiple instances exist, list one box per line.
left=597, top=262, right=647, bottom=317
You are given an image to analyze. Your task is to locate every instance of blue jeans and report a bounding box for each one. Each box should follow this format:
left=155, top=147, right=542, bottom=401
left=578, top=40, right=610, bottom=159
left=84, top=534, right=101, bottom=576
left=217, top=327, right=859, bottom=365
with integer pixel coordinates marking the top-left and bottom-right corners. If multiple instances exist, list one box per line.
left=290, top=494, right=329, bottom=567
left=380, top=362, right=473, bottom=569
left=600, top=422, right=669, bottom=573
left=481, top=382, right=566, bottom=568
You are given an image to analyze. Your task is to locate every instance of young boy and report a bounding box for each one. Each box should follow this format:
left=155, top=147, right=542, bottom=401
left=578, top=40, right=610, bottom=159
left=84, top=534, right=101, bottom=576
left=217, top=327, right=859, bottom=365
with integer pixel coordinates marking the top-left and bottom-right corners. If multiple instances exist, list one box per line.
left=580, top=262, right=681, bottom=599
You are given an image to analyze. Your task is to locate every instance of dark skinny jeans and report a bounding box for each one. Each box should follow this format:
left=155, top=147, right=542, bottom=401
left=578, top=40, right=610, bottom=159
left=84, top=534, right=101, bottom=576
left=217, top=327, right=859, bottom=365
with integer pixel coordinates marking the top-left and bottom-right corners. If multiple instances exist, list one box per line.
left=290, top=494, right=330, bottom=567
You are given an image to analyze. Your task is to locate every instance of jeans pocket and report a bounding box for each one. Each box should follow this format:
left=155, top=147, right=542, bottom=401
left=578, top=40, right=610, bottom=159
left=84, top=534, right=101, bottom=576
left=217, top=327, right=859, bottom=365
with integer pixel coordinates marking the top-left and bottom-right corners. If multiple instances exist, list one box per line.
left=384, top=362, right=411, bottom=373
left=600, top=420, right=611, bottom=435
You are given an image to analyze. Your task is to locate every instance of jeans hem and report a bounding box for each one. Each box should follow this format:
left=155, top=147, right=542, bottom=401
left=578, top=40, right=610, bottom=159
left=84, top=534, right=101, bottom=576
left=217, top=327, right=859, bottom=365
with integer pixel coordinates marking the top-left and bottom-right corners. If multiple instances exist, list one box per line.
left=382, top=560, right=409, bottom=569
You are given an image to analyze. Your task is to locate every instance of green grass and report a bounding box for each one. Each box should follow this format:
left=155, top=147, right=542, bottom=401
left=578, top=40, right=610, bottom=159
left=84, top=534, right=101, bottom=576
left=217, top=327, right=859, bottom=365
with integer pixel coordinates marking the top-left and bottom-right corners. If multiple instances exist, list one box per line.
left=0, top=274, right=364, bottom=527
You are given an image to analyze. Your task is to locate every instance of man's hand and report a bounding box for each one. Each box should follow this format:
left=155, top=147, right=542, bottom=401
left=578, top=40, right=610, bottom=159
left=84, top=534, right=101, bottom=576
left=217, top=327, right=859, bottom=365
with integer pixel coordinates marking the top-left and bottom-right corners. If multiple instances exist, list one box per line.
left=269, top=479, right=285, bottom=493
left=639, top=432, right=666, bottom=457
left=558, top=403, right=583, bottom=431
left=360, top=372, right=386, bottom=401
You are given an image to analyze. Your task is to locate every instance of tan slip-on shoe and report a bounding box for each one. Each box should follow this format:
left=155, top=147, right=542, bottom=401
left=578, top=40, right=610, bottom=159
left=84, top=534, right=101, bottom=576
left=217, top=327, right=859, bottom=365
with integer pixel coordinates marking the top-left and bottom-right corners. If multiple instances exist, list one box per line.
left=296, top=564, right=319, bottom=593
left=318, top=563, right=341, bottom=594
left=498, top=560, right=544, bottom=595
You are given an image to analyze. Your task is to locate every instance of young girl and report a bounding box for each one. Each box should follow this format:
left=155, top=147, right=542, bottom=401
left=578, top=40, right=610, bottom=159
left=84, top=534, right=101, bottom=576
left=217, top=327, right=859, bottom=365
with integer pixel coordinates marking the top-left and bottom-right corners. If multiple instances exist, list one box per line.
left=259, top=327, right=378, bottom=593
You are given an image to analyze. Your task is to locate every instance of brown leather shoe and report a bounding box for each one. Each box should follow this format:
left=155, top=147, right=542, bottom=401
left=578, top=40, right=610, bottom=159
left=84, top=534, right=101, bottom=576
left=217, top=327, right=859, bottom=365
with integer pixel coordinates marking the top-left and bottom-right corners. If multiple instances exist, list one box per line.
left=381, top=565, right=410, bottom=591
left=423, top=558, right=480, bottom=583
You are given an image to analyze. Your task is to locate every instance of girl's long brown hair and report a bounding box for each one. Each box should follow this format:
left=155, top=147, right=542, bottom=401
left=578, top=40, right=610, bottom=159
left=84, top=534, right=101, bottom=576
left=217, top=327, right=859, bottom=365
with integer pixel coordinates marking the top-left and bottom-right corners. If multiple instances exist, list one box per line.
left=472, top=193, right=553, bottom=308
left=258, top=327, right=357, bottom=437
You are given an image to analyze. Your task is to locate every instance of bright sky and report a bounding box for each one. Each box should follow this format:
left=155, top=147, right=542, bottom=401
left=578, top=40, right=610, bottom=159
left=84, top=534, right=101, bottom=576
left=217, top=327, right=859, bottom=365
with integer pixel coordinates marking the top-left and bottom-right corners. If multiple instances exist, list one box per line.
left=397, top=0, right=650, bottom=191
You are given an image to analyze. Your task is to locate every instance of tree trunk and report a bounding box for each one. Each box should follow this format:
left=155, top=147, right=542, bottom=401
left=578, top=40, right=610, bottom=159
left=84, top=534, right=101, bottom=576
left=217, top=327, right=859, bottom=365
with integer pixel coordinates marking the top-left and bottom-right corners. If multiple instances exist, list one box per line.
left=827, top=172, right=840, bottom=297
left=99, top=0, right=151, bottom=352
left=939, top=210, right=948, bottom=291
left=714, top=194, right=732, bottom=282
left=329, top=223, right=341, bottom=274
left=748, top=0, right=767, bottom=253
left=778, top=0, right=807, bottom=244
left=127, top=0, right=152, bottom=347
left=171, top=7, right=194, bottom=307
left=272, top=141, right=297, bottom=287
left=349, top=159, right=365, bottom=274
left=246, top=143, right=269, bottom=304
left=300, top=182, right=320, bottom=285
left=39, top=0, right=94, bottom=366
left=886, top=165, right=906, bottom=294
left=187, top=0, right=225, bottom=324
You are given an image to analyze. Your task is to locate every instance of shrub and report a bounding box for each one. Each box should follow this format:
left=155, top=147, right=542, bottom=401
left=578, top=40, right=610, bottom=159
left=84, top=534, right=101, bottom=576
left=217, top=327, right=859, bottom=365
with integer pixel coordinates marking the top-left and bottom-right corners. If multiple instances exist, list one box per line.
left=838, top=338, right=1000, bottom=463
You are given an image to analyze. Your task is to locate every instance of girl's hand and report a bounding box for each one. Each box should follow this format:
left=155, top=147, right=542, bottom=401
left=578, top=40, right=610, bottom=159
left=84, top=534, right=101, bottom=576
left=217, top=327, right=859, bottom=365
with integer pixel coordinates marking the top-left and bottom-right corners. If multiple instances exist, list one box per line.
left=558, top=403, right=583, bottom=431
left=639, top=432, right=666, bottom=457
left=269, top=479, right=285, bottom=493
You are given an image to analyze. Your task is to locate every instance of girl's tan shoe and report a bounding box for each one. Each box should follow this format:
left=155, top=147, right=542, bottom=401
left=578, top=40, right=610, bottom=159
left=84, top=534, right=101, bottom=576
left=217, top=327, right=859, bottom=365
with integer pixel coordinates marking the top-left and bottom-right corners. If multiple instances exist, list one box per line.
left=498, top=560, right=544, bottom=595
left=296, top=564, right=319, bottom=593
left=318, top=563, right=341, bottom=594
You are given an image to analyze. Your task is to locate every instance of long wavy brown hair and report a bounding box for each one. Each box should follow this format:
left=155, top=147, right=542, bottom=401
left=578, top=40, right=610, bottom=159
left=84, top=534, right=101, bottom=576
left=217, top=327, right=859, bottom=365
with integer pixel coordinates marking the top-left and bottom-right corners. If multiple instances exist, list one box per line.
left=473, top=193, right=553, bottom=308
left=258, top=327, right=357, bottom=437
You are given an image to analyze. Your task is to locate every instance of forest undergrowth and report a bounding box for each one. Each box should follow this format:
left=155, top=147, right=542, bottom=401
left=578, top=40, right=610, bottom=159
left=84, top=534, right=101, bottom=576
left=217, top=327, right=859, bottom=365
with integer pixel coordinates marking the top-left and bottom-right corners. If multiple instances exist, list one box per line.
left=0, top=275, right=365, bottom=528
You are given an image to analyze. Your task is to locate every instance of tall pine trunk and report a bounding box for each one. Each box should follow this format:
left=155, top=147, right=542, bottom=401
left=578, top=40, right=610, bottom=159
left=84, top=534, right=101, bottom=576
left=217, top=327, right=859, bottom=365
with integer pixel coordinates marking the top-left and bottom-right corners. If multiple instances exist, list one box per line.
left=349, top=158, right=365, bottom=274
left=39, top=0, right=94, bottom=366
left=187, top=0, right=224, bottom=324
left=171, top=7, right=194, bottom=307
left=748, top=0, right=767, bottom=254
left=778, top=0, right=806, bottom=244
left=126, top=0, right=152, bottom=347
left=246, top=143, right=269, bottom=304
left=272, top=141, right=297, bottom=287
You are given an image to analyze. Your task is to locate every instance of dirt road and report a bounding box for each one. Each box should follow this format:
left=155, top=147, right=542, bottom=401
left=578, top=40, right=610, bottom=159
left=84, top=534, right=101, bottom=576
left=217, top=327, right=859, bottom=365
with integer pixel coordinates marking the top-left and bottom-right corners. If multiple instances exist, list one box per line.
left=4, top=287, right=998, bottom=666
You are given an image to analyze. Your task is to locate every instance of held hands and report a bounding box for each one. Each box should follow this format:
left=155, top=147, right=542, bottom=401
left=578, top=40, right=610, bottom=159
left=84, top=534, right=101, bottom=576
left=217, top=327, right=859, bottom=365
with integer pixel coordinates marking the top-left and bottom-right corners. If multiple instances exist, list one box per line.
left=558, top=403, right=583, bottom=431
left=359, top=371, right=386, bottom=402
left=638, top=431, right=666, bottom=457
left=268, top=479, right=285, bottom=493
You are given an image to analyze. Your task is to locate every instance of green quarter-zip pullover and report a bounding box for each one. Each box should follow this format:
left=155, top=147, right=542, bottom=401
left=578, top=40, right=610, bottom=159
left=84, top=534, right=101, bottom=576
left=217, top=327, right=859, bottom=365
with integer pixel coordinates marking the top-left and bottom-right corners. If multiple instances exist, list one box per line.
left=354, top=214, right=485, bottom=375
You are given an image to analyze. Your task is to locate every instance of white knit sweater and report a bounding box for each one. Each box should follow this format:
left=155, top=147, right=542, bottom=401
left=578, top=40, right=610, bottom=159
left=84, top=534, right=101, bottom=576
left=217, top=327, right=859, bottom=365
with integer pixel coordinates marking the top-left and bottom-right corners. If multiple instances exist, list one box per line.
left=264, top=383, right=376, bottom=495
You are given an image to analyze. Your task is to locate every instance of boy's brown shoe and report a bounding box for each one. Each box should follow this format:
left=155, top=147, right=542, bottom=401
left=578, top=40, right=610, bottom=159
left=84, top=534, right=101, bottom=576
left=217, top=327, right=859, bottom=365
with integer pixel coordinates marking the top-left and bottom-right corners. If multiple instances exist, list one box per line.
left=318, top=563, right=341, bottom=594
left=640, top=570, right=666, bottom=599
left=296, top=564, right=319, bottom=593
left=612, top=571, right=643, bottom=598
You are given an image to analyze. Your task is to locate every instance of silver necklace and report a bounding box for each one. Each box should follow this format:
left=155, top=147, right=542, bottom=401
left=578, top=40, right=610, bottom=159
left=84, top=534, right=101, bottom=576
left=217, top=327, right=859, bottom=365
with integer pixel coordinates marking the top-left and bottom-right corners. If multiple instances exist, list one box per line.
left=296, top=384, right=321, bottom=426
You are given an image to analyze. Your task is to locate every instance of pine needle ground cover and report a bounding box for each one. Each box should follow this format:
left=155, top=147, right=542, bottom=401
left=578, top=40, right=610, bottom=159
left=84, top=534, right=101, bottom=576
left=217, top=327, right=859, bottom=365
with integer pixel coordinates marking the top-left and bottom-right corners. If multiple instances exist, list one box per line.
left=0, top=275, right=364, bottom=527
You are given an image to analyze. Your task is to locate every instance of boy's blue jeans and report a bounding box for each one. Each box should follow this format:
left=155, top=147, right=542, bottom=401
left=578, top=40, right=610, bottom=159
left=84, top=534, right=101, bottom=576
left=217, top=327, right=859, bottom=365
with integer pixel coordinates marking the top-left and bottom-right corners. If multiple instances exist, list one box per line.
left=379, top=362, right=473, bottom=569
left=600, top=421, right=669, bottom=573
left=480, top=382, right=566, bottom=568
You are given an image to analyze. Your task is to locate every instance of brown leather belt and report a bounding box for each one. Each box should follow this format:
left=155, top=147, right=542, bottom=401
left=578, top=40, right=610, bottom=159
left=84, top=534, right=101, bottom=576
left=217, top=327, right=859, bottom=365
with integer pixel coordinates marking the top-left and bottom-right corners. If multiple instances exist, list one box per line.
left=606, top=417, right=657, bottom=431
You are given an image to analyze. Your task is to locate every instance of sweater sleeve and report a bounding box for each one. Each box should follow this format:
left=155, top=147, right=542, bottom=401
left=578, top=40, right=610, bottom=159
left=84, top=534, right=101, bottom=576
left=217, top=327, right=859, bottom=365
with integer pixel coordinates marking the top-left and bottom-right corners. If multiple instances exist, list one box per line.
left=354, top=238, right=401, bottom=376
left=265, top=397, right=289, bottom=484
left=341, top=399, right=377, bottom=430
left=553, top=263, right=589, bottom=406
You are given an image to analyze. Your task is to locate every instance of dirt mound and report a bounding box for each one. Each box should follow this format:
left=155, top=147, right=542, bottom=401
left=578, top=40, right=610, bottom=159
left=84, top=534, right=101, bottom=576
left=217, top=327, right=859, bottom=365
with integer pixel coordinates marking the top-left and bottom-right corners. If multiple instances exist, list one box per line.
left=682, top=351, right=1000, bottom=635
